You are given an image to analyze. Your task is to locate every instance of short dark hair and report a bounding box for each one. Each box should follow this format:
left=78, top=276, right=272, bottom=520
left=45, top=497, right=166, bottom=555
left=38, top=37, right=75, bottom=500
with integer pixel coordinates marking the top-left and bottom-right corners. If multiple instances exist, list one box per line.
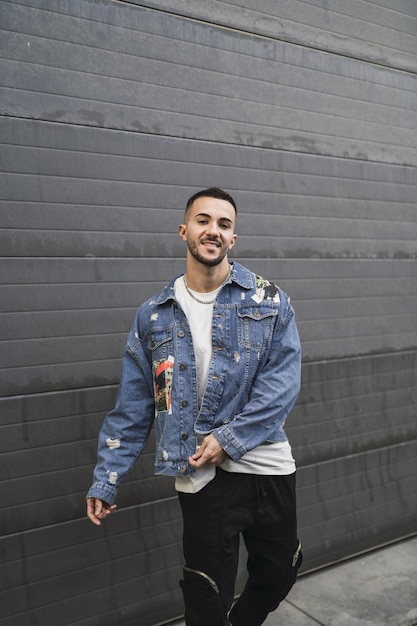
left=185, top=187, right=237, bottom=215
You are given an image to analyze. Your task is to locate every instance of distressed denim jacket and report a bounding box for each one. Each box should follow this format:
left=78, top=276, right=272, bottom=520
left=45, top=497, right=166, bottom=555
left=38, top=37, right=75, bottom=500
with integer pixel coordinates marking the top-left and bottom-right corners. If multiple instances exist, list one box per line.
left=87, top=262, right=301, bottom=505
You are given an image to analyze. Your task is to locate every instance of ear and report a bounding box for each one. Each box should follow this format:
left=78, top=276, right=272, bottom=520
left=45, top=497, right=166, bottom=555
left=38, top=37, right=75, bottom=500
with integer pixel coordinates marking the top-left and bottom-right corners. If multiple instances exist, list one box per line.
left=228, top=233, right=238, bottom=250
left=178, top=223, right=187, bottom=241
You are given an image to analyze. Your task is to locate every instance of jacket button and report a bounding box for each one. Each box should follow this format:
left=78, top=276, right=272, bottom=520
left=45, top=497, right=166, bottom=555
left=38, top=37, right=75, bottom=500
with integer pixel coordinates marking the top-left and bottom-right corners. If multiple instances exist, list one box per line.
left=181, top=400, right=188, bottom=408
left=177, top=330, right=185, bottom=338
left=179, top=363, right=187, bottom=371
left=181, top=433, right=188, bottom=440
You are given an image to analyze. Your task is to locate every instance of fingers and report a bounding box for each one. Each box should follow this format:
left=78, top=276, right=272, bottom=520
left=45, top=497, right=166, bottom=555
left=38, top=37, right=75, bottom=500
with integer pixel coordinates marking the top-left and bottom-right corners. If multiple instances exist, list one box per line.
left=188, top=435, right=227, bottom=468
left=86, top=498, right=117, bottom=525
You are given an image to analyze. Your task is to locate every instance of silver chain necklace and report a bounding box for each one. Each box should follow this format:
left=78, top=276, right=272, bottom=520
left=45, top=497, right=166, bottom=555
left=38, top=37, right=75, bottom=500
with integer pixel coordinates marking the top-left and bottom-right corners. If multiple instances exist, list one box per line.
left=183, top=267, right=232, bottom=305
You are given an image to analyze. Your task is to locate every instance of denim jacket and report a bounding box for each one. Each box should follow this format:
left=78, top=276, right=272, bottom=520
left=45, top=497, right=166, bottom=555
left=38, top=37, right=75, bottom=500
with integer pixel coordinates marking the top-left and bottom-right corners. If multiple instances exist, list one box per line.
left=87, top=262, right=301, bottom=505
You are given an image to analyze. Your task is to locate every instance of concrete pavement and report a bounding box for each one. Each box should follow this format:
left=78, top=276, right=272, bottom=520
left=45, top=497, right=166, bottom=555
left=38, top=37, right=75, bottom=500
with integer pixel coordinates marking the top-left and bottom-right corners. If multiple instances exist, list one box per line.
left=170, top=536, right=417, bottom=626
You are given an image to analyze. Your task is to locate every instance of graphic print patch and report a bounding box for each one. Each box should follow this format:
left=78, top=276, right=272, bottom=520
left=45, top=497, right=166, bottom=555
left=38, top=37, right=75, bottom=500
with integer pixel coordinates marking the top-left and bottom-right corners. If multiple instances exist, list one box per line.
left=253, top=276, right=280, bottom=303
left=154, top=357, right=174, bottom=413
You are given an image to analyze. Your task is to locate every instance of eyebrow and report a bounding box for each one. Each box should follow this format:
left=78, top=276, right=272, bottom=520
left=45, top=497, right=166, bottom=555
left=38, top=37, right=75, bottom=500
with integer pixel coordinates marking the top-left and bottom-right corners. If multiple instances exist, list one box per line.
left=195, top=212, right=233, bottom=224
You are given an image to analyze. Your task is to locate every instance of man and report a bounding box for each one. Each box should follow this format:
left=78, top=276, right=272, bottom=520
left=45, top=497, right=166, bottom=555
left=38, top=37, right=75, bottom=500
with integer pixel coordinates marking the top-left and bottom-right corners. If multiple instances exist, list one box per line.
left=87, top=187, right=302, bottom=626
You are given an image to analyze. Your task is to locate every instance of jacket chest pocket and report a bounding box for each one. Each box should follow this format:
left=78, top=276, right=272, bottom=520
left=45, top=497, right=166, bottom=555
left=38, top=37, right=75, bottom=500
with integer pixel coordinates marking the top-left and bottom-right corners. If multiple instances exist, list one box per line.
left=237, top=306, right=277, bottom=351
left=146, top=329, right=173, bottom=359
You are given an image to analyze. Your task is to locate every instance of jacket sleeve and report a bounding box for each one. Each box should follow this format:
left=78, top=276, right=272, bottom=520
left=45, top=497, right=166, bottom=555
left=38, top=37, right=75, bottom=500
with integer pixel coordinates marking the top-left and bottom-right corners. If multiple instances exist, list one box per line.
left=212, top=295, right=301, bottom=461
left=86, top=322, right=155, bottom=505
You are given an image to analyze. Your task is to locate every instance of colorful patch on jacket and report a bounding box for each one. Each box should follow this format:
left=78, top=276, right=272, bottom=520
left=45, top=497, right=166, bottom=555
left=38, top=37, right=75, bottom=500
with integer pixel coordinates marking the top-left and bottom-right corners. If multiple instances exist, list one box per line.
left=154, top=357, right=174, bottom=413
left=253, top=276, right=280, bottom=303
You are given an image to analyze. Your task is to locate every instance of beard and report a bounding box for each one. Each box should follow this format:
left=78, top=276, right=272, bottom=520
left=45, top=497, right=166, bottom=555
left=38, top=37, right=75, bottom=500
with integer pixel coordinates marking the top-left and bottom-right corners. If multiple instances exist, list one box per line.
left=187, top=239, right=229, bottom=267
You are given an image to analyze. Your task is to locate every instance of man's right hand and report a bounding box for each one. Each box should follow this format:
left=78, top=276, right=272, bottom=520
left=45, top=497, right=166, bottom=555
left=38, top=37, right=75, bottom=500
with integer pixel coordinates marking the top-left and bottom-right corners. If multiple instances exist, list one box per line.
left=86, top=497, right=117, bottom=526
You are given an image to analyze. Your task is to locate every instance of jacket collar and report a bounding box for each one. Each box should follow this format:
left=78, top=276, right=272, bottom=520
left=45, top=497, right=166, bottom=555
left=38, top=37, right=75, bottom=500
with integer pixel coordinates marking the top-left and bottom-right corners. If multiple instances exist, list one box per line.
left=152, top=261, right=254, bottom=306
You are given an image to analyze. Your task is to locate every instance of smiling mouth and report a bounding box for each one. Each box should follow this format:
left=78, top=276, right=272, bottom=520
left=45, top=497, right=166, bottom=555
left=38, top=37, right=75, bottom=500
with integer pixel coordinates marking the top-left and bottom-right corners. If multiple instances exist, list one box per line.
left=202, top=239, right=220, bottom=248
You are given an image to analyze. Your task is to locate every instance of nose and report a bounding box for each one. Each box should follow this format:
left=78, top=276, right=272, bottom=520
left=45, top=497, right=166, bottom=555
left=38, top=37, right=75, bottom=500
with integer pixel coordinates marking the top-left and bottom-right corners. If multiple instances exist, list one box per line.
left=206, top=221, right=220, bottom=237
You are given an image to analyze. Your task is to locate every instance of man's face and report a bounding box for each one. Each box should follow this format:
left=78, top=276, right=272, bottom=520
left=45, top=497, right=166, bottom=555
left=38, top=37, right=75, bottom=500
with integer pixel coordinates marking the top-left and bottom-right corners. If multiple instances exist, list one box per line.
left=179, top=196, right=237, bottom=267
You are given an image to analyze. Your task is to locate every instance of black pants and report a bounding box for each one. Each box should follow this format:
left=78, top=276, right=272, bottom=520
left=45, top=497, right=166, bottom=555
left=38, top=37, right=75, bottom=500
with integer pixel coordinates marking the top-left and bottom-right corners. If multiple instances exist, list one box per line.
left=178, top=468, right=302, bottom=626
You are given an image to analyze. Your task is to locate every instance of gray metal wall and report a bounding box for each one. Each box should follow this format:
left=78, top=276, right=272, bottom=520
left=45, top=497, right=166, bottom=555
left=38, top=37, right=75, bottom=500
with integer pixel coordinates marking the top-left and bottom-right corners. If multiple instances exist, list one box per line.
left=1, top=1, right=416, bottom=624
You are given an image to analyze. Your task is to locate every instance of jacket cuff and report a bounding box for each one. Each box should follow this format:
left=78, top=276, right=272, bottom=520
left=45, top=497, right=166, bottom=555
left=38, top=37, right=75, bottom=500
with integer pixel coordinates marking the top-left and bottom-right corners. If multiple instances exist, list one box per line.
left=212, top=426, right=246, bottom=461
left=86, top=481, right=118, bottom=505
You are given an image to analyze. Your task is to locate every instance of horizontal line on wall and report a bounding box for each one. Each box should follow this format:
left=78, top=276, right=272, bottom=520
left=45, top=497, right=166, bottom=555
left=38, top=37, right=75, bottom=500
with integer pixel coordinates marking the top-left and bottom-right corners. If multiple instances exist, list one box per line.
left=2, top=86, right=416, bottom=153
left=299, top=347, right=417, bottom=367
left=3, top=4, right=416, bottom=83
left=2, top=50, right=416, bottom=120
left=2, top=114, right=417, bottom=168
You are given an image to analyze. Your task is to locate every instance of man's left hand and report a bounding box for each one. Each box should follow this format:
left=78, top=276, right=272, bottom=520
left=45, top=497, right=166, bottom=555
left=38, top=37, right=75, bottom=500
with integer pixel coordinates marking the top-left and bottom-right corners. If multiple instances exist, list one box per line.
left=188, top=434, right=228, bottom=467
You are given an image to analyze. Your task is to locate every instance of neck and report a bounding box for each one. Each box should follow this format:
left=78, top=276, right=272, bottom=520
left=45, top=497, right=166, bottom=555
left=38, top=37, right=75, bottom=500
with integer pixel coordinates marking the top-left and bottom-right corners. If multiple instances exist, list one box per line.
left=185, top=260, right=231, bottom=293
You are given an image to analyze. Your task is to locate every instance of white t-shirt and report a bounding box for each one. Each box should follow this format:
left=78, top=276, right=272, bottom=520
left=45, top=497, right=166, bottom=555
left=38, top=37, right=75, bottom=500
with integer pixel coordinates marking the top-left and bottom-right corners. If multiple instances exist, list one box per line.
left=174, top=274, right=295, bottom=493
